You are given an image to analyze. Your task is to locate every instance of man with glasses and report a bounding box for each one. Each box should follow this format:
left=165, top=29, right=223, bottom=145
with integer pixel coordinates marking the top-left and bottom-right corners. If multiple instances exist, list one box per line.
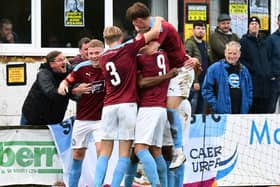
left=20, top=50, right=75, bottom=125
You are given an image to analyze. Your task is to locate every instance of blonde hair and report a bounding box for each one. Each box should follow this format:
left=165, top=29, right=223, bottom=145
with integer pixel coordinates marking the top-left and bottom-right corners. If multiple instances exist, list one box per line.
left=225, top=41, right=241, bottom=51
left=103, top=26, right=123, bottom=45
left=88, top=39, right=104, bottom=48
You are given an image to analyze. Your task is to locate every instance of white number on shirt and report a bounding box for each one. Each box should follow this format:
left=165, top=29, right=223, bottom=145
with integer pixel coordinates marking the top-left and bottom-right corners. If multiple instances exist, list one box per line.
left=157, top=54, right=166, bottom=76
left=105, top=62, right=121, bottom=86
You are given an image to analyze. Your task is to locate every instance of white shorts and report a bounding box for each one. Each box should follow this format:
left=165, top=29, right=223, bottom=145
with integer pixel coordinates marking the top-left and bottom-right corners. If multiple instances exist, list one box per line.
left=167, top=67, right=194, bottom=98
left=72, top=120, right=103, bottom=149
left=101, top=103, right=137, bottom=140
left=162, top=120, right=174, bottom=146
left=135, top=107, right=168, bottom=147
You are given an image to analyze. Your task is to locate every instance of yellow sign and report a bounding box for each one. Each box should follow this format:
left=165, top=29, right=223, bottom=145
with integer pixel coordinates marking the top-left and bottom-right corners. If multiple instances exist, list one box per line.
left=188, top=10, right=207, bottom=21
left=187, top=4, right=208, bottom=22
left=230, top=4, right=248, bottom=14
left=65, top=12, right=83, bottom=26
left=250, top=13, right=269, bottom=30
left=6, top=64, right=26, bottom=85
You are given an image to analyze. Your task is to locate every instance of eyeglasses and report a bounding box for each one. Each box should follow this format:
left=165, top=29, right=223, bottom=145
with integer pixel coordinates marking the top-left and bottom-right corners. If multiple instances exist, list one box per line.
left=54, top=57, right=67, bottom=62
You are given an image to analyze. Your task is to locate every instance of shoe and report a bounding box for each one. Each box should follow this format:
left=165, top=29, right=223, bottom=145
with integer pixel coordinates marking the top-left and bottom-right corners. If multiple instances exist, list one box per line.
left=169, top=149, right=186, bottom=169
left=134, top=175, right=150, bottom=185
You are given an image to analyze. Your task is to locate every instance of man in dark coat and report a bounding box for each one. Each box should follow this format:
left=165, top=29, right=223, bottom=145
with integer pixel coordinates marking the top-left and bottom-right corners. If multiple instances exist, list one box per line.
left=21, top=50, right=73, bottom=125
left=240, top=16, right=271, bottom=113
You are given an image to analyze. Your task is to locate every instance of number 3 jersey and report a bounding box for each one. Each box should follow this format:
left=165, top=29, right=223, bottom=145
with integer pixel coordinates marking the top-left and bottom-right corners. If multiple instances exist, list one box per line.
left=99, top=36, right=145, bottom=106
left=137, top=50, right=170, bottom=108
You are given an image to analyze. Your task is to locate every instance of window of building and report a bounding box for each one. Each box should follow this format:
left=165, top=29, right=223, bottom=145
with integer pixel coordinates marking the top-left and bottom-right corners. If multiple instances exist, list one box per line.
left=0, top=0, right=172, bottom=57
left=0, top=0, right=31, bottom=44
left=41, top=0, right=104, bottom=48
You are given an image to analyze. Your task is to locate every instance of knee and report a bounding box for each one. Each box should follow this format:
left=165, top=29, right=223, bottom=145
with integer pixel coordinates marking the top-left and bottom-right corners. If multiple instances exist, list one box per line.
left=72, top=149, right=86, bottom=160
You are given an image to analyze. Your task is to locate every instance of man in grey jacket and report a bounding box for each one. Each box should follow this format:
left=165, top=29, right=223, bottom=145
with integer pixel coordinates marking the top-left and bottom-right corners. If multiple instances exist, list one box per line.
left=209, top=13, right=239, bottom=63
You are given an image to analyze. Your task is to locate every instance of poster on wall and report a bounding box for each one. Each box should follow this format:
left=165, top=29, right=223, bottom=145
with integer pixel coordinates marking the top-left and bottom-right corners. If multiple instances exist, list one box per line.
left=249, top=0, right=269, bottom=30
left=229, top=0, right=248, bottom=38
left=186, top=4, right=208, bottom=23
left=64, top=0, right=85, bottom=27
left=185, top=3, right=209, bottom=41
left=6, top=63, right=26, bottom=86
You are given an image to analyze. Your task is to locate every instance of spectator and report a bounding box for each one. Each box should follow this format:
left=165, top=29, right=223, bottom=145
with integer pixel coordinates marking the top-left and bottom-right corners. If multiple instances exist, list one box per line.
left=69, top=37, right=91, bottom=67
left=185, top=21, right=209, bottom=114
left=267, top=14, right=280, bottom=113
left=209, top=13, right=239, bottom=63
left=202, top=41, right=253, bottom=114
left=240, top=16, right=271, bottom=113
left=20, top=51, right=74, bottom=125
left=58, top=39, right=106, bottom=187
left=0, top=18, right=19, bottom=43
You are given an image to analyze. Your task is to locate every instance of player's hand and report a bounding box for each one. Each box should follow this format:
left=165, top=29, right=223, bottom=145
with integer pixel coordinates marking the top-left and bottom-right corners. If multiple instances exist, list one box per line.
left=167, top=68, right=179, bottom=79
left=193, top=83, right=200, bottom=91
left=184, top=56, right=199, bottom=68
left=73, top=83, right=92, bottom=95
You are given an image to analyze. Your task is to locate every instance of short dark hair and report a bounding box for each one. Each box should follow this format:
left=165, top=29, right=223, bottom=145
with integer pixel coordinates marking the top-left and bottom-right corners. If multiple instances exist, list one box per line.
left=0, top=18, right=12, bottom=29
left=193, top=21, right=206, bottom=28
left=78, top=37, right=91, bottom=49
left=46, top=50, right=62, bottom=63
left=126, top=2, right=150, bottom=22
left=278, top=14, right=280, bottom=21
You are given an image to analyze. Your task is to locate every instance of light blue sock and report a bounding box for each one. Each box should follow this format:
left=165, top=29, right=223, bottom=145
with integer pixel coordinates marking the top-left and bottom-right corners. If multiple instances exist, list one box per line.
left=155, top=155, right=168, bottom=187
left=166, top=160, right=175, bottom=187
left=137, top=149, right=160, bottom=187
left=94, top=155, right=109, bottom=187
left=124, top=161, right=138, bottom=187
left=68, top=159, right=83, bottom=187
left=167, top=109, right=183, bottom=148
left=111, top=156, right=130, bottom=187
left=174, top=164, right=185, bottom=187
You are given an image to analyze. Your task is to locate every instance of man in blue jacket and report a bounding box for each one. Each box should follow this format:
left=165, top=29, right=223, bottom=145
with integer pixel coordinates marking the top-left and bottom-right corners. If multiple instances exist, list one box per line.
left=202, top=41, right=253, bottom=114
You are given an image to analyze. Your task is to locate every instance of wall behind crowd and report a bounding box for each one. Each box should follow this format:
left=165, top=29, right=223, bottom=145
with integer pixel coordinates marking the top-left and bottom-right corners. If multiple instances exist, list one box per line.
left=0, top=62, right=76, bottom=125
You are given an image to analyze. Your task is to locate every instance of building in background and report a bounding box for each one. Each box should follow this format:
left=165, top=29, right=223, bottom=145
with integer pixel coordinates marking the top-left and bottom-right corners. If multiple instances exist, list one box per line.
left=0, top=0, right=279, bottom=125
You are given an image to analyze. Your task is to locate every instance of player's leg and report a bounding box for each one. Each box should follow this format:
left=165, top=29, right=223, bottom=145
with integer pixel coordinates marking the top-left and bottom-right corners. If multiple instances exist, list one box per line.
left=94, top=140, right=114, bottom=187
left=167, top=68, right=194, bottom=169
left=162, top=121, right=175, bottom=187
left=111, top=103, right=137, bottom=187
left=94, top=105, right=117, bottom=187
left=174, top=99, right=192, bottom=187
left=134, top=107, right=165, bottom=187
left=124, top=147, right=139, bottom=187
left=69, top=120, right=92, bottom=187
left=151, top=146, right=167, bottom=187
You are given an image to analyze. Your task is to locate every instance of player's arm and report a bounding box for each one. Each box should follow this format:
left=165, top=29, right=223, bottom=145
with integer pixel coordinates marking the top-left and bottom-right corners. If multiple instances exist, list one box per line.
left=138, top=68, right=178, bottom=89
left=142, top=16, right=163, bottom=44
